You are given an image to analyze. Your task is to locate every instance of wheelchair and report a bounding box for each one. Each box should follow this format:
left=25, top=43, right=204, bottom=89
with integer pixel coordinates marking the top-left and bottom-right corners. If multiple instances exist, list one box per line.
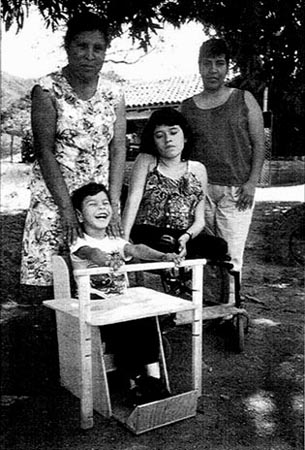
left=156, top=234, right=249, bottom=353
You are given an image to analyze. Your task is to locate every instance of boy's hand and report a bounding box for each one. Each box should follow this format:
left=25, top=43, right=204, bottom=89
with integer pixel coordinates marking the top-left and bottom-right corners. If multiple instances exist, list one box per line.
left=88, top=248, right=112, bottom=267
left=109, top=252, right=124, bottom=271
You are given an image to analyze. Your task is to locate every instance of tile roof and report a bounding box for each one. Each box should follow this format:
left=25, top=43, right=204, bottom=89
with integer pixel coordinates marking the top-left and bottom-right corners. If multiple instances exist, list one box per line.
left=124, top=73, right=202, bottom=110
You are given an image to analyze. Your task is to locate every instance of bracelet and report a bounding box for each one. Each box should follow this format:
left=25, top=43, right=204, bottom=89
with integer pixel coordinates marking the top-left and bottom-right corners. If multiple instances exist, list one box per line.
left=185, top=231, right=192, bottom=240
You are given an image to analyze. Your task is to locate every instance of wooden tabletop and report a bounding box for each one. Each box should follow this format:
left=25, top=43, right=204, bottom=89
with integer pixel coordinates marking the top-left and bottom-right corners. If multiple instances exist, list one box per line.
left=43, top=286, right=195, bottom=326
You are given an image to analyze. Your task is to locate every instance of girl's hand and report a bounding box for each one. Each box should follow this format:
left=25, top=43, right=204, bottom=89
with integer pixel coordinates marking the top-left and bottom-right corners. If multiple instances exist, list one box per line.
left=177, top=234, right=189, bottom=258
left=163, top=252, right=183, bottom=266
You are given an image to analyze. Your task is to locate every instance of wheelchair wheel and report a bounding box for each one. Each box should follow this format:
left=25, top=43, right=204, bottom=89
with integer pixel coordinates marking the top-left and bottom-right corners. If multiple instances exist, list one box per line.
left=290, top=226, right=305, bottom=266
left=203, top=262, right=231, bottom=305
left=273, top=203, right=305, bottom=266
left=232, top=314, right=248, bottom=353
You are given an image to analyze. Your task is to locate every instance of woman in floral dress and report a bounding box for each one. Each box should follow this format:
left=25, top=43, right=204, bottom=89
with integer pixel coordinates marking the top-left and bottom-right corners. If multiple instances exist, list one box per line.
left=20, top=12, right=126, bottom=303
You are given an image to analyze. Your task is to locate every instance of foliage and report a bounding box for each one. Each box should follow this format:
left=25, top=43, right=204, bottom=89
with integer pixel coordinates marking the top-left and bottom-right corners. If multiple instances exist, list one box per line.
left=21, top=130, right=35, bottom=163
left=2, top=0, right=304, bottom=155
left=1, top=95, right=31, bottom=135
left=2, top=0, right=164, bottom=50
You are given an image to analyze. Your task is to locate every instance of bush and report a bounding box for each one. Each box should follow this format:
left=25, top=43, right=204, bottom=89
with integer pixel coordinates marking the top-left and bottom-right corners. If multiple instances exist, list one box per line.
left=21, top=131, right=35, bottom=163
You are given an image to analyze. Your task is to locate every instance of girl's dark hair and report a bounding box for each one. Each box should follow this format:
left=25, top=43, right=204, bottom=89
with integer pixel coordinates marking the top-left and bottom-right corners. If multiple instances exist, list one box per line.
left=71, top=183, right=110, bottom=211
left=198, top=38, right=230, bottom=65
left=64, top=11, right=109, bottom=48
left=140, top=107, right=192, bottom=159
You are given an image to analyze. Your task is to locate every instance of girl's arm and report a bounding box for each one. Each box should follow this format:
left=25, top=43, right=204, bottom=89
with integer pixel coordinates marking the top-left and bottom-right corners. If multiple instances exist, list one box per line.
left=178, top=162, right=207, bottom=256
left=32, top=85, right=82, bottom=244
left=108, top=95, right=127, bottom=236
left=187, top=162, right=207, bottom=237
left=122, top=153, right=153, bottom=240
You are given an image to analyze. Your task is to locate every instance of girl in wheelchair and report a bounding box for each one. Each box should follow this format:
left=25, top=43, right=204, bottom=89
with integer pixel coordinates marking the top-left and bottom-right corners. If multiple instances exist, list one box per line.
left=122, top=108, right=230, bottom=298
left=70, top=182, right=181, bottom=405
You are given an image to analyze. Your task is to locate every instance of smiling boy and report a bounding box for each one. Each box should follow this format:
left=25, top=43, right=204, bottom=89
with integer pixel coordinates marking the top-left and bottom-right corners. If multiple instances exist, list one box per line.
left=70, top=182, right=178, bottom=404
left=70, top=182, right=181, bottom=295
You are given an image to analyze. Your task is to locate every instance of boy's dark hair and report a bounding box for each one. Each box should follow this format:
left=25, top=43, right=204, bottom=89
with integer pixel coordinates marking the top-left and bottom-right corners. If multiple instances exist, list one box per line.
left=64, top=11, right=109, bottom=49
left=140, top=107, right=192, bottom=159
left=198, top=38, right=230, bottom=65
left=71, top=183, right=110, bottom=211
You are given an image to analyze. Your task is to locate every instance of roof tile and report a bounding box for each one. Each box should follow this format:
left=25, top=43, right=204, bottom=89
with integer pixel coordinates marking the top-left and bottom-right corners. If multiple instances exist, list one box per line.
left=124, top=74, right=202, bottom=109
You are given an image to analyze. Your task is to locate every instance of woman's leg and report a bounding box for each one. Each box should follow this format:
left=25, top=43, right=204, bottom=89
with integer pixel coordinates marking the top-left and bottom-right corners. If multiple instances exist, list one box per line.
left=206, top=185, right=254, bottom=303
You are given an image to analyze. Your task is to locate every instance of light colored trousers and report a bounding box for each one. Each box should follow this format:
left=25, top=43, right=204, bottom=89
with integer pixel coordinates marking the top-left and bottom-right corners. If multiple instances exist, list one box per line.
left=204, top=185, right=254, bottom=301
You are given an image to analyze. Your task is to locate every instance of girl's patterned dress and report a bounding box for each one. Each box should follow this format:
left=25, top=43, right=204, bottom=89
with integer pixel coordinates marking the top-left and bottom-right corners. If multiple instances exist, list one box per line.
left=21, top=70, right=123, bottom=286
left=135, top=160, right=204, bottom=230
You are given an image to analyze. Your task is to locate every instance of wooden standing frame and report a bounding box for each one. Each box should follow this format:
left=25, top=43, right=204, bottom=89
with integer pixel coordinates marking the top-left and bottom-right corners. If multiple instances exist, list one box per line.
left=44, top=257, right=205, bottom=433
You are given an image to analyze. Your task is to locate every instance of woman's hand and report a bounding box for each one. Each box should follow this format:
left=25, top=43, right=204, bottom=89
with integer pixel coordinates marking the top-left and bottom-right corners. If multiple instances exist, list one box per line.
left=60, top=205, right=83, bottom=246
left=236, top=181, right=256, bottom=211
left=107, top=207, right=123, bottom=238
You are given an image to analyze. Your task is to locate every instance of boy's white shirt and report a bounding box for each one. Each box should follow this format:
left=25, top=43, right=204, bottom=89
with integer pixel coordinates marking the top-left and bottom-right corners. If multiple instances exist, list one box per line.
left=70, top=234, right=132, bottom=297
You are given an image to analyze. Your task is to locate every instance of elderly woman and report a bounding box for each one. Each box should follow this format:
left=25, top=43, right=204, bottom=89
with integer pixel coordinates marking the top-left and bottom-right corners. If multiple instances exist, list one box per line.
left=122, top=107, right=228, bottom=262
left=20, top=12, right=126, bottom=304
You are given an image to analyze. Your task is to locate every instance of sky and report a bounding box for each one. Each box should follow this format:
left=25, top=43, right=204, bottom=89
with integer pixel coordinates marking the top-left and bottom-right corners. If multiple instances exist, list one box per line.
left=1, top=7, right=206, bottom=80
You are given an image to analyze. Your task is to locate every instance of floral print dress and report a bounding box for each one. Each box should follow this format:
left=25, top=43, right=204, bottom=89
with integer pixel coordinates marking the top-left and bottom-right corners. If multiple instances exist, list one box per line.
left=21, top=70, right=123, bottom=286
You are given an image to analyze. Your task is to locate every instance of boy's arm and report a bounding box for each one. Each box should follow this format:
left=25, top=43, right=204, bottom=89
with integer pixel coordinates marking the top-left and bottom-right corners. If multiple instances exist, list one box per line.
left=125, top=243, right=181, bottom=264
left=73, top=246, right=111, bottom=267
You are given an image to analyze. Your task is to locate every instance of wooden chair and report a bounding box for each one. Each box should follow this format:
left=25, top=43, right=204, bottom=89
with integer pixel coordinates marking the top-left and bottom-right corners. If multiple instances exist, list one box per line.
left=43, top=256, right=206, bottom=434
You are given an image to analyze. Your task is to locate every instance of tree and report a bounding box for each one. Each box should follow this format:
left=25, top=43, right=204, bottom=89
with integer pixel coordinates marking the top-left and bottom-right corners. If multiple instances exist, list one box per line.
left=2, top=0, right=304, bottom=156
left=162, top=0, right=305, bottom=157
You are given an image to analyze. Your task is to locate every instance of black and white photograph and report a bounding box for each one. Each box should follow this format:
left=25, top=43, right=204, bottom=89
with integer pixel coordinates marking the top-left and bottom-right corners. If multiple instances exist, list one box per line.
left=1, top=1, right=304, bottom=449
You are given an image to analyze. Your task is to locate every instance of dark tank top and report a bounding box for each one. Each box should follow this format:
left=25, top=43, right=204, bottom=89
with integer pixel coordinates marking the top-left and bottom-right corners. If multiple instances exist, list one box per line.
left=181, top=89, right=252, bottom=186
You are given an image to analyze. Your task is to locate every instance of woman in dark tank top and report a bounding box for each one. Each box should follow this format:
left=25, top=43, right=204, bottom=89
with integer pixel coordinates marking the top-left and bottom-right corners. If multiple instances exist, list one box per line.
left=181, top=38, right=265, bottom=303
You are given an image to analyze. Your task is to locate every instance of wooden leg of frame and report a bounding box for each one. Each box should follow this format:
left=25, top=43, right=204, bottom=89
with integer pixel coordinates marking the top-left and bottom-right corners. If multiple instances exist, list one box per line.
left=191, top=265, right=203, bottom=396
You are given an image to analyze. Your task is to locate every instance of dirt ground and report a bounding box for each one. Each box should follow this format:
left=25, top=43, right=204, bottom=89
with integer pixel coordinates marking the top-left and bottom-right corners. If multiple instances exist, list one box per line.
left=0, top=199, right=304, bottom=450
